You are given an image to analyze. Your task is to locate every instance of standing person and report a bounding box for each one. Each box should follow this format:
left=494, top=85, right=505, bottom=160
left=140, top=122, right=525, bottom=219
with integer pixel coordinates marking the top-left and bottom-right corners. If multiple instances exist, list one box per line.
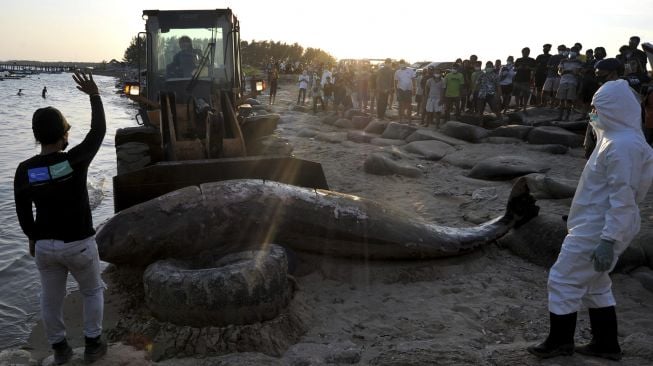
left=556, top=47, right=583, bottom=121
left=357, top=66, right=370, bottom=111
left=577, top=63, right=600, bottom=120
left=333, top=74, right=348, bottom=117
left=321, top=64, right=333, bottom=88
left=498, top=56, right=516, bottom=112
left=268, top=62, right=279, bottom=105
left=418, top=65, right=433, bottom=123
left=349, top=65, right=360, bottom=110
left=628, top=36, right=649, bottom=72
left=322, top=76, right=334, bottom=111
left=297, top=70, right=309, bottom=105
left=414, top=70, right=425, bottom=120
left=469, top=61, right=483, bottom=115
left=423, top=66, right=444, bottom=128
left=527, top=58, right=653, bottom=361
left=442, top=64, right=465, bottom=121
left=13, top=71, right=108, bottom=365
left=475, top=61, right=503, bottom=121
left=460, top=59, right=472, bottom=112
left=464, top=55, right=479, bottom=111
left=534, top=44, right=552, bottom=106
left=513, top=47, right=537, bottom=112
left=42, top=86, right=48, bottom=98
left=311, top=77, right=324, bottom=114
left=394, top=59, right=416, bottom=123
left=388, top=61, right=398, bottom=110
left=376, top=58, right=394, bottom=120
left=542, top=45, right=567, bottom=107
left=368, top=66, right=377, bottom=113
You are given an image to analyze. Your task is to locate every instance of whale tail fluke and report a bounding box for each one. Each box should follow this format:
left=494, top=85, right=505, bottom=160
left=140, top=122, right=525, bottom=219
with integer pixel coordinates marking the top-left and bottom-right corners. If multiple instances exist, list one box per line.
left=505, top=177, right=540, bottom=228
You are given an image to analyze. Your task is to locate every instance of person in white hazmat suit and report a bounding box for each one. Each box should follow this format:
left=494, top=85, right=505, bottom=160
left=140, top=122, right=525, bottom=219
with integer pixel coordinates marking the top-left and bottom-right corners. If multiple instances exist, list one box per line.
left=528, top=58, right=653, bottom=361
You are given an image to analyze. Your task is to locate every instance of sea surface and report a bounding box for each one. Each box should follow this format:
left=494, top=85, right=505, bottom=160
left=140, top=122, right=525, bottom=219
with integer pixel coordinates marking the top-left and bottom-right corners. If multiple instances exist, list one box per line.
left=0, top=73, right=136, bottom=350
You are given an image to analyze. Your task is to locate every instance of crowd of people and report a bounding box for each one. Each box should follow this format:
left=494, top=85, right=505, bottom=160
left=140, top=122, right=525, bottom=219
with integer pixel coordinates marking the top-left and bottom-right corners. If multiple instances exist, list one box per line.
left=266, top=35, right=652, bottom=144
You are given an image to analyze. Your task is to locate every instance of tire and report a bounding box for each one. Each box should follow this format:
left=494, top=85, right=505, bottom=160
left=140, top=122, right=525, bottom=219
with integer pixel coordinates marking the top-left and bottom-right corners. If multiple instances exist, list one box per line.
left=143, top=244, right=292, bottom=327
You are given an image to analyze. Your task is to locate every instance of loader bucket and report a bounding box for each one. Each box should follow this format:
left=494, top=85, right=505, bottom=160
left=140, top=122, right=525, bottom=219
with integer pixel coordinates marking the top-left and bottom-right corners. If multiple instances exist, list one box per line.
left=112, top=156, right=329, bottom=212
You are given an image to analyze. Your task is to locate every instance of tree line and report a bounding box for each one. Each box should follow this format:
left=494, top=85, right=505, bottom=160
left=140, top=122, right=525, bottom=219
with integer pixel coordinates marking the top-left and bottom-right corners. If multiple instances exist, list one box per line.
left=122, top=37, right=336, bottom=70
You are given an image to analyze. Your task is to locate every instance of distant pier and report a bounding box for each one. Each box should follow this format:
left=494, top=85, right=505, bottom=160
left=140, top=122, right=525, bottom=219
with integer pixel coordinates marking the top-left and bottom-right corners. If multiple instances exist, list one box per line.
left=0, top=63, right=74, bottom=74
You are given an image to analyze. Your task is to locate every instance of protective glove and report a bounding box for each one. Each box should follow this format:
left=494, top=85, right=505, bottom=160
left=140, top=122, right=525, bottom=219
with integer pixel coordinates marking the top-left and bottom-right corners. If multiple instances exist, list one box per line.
left=592, top=239, right=615, bottom=272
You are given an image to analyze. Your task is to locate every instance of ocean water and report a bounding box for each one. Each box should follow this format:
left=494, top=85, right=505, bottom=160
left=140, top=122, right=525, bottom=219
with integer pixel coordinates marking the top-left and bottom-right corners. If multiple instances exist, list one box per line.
left=0, top=73, right=137, bottom=349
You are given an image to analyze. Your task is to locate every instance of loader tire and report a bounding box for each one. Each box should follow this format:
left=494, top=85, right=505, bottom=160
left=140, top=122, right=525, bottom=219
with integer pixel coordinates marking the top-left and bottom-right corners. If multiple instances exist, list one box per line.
left=143, top=244, right=292, bottom=327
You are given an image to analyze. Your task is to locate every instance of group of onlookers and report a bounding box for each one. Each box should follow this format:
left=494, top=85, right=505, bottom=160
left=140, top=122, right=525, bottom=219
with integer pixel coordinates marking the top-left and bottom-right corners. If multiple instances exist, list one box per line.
left=266, top=36, right=651, bottom=143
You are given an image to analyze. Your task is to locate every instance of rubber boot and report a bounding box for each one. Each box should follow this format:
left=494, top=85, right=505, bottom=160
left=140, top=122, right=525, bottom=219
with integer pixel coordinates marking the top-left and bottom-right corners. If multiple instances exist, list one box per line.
left=52, top=338, right=73, bottom=365
left=84, top=335, right=108, bottom=363
left=527, top=312, right=577, bottom=358
left=576, top=306, right=622, bottom=361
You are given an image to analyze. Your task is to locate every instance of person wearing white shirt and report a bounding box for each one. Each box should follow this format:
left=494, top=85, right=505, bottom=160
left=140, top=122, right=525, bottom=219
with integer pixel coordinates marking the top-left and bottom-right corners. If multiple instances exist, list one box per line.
left=297, top=71, right=310, bottom=105
left=394, top=60, right=416, bottom=123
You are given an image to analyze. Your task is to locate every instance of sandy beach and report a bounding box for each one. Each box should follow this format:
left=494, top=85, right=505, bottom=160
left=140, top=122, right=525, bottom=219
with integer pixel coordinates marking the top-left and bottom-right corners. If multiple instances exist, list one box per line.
left=6, top=77, right=653, bottom=366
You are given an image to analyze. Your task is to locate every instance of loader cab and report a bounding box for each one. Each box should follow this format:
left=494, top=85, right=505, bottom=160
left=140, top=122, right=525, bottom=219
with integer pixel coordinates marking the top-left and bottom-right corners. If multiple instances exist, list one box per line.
left=113, top=9, right=328, bottom=213
left=144, top=9, right=242, bottom=103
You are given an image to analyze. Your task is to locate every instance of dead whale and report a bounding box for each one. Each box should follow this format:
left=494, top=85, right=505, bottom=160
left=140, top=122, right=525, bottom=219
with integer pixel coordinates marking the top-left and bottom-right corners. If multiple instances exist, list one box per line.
left=96, top=178, right=539, bottom=267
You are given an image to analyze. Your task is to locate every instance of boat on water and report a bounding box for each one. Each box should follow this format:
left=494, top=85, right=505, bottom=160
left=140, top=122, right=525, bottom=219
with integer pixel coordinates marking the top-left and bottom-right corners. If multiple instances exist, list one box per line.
left=0, top=70, right=27, bottom=80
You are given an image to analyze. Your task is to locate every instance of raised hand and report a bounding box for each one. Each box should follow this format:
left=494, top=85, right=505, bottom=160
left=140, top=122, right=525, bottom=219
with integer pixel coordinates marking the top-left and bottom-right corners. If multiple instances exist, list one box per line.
left=72, top=71, right=99, bottom=96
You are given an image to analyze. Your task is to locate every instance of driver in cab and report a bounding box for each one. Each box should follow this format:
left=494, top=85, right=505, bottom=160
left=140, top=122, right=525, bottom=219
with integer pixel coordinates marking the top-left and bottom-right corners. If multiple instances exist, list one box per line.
left=167, top=36, right=201, bottom=78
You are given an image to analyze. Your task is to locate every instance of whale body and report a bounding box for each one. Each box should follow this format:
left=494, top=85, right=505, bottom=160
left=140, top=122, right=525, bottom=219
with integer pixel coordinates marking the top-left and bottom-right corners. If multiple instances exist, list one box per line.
left=96, top=178, right=539, bottom=267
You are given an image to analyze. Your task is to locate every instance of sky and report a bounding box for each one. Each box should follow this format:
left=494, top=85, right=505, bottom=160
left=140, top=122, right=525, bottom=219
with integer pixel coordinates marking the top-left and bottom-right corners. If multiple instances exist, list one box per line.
left=1, top=0, right=652, bottom=65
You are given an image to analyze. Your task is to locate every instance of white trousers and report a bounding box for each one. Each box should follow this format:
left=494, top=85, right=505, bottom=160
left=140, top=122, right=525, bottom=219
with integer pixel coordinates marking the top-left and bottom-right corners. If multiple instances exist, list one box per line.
left=547, top=235, right=625, bottom=315
left=35, top=237, right=105, bottom=345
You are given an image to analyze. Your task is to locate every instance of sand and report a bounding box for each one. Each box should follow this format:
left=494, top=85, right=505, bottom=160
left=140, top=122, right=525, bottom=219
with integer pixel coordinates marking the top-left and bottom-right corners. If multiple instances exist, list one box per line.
left=10, top=77, right=653, bottom=366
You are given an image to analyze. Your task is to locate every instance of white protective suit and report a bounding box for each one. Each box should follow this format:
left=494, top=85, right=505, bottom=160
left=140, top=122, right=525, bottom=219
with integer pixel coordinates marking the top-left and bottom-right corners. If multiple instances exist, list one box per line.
left=548, top=79, right=653, bottom=315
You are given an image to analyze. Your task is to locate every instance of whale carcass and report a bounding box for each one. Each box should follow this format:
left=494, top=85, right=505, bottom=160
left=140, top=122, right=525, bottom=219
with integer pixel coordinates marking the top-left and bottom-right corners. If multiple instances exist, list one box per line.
left=96, top=178, right=539, bottom=267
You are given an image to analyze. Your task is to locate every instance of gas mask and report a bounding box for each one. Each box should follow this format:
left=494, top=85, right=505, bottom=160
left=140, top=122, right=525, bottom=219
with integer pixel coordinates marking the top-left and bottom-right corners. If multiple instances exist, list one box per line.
left=588, top=111, right=600, bottom=129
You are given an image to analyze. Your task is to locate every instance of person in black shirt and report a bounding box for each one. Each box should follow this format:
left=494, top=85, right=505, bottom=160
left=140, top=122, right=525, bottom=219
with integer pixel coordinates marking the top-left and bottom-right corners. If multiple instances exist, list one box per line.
left=628, top=36, right=649, bottom=72
left=166, top=36, right=202, bottom=78
left=534, top=44, right=552, bottom=106
left=513, top=47, right=537, bottom=112
left=14, top=71, right=108, bottom=364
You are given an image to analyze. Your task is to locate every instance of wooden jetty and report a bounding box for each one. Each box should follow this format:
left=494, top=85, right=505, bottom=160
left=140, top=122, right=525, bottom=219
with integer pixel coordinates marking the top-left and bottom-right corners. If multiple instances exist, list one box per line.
left=0, top=63, right=74, bottom=74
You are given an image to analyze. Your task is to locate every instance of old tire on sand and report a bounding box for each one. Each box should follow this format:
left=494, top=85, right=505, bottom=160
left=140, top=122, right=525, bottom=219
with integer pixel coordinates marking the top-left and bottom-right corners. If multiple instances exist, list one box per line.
left=143, top=244, right=292, bottom=327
